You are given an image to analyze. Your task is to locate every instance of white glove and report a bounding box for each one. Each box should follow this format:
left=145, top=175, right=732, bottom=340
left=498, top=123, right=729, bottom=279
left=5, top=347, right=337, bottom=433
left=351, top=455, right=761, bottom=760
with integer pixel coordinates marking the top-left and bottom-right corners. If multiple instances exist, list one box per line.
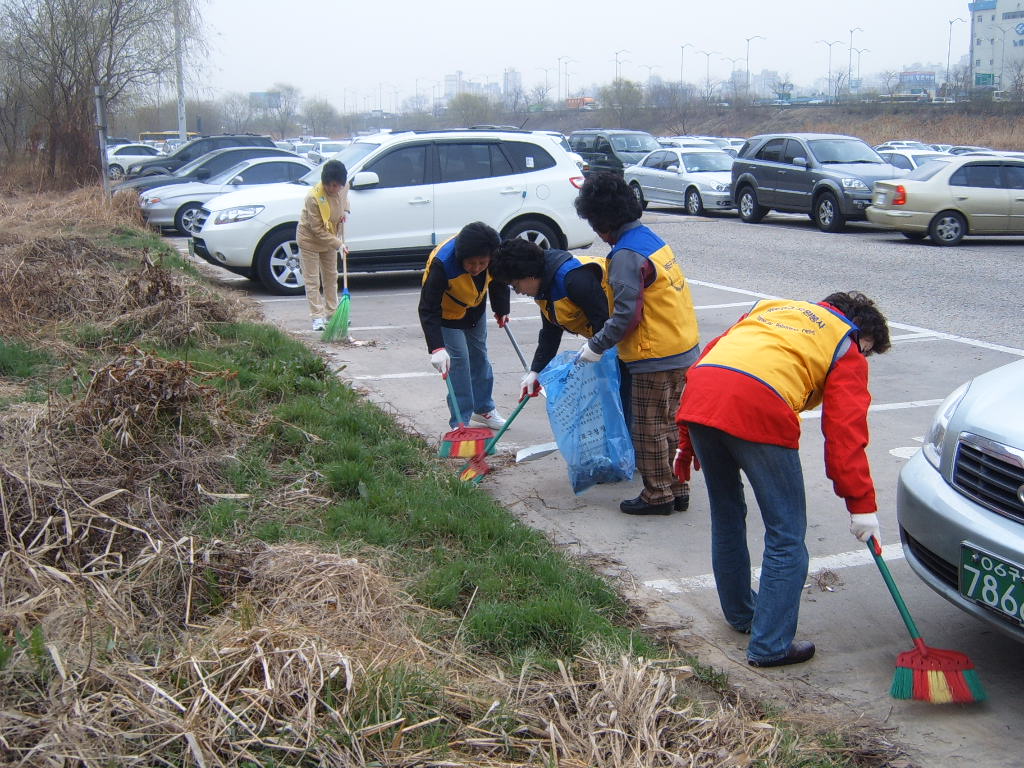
left=576, top=340, right=602, bottom=363
left=849, top=513, right=880, bottom=545
left=521, top=371, right=540, bottom=398
left=430, top=348, right=450, bottom=375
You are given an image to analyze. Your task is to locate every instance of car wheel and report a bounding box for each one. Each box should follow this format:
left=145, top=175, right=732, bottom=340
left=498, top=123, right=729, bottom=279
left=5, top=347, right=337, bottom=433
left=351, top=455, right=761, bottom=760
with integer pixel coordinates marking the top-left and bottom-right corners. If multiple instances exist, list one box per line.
left=737, top=186, right=766, bottom=223
left=630, top=182, right=648, bottom=210
left=502, top=219, right=560, bottom=250
left=255, top=229, right=305, bottom=295
left=813, top=191, right=846, bottom=233
left=685, top=187, right=705, bottom=216
left=901, top=232, right=927, bottom=242
left=928, top=210, right=966, bottom=246
left=108, top=164, right=124, bottom=180
left=174, top=203, right=204, bottom=236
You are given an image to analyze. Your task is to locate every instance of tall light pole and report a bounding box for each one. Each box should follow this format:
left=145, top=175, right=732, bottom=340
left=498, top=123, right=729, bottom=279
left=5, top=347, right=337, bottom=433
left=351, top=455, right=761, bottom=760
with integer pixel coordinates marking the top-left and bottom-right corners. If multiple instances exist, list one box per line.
left=946, top=17, right=965, bottom=91
left=847, top=27, right=862, bottom=98
left=817, top=39, right=842, bottom=103
left=680, top=42, right=693, bottom=86
left=563, top=58, right=578, bottom=103
left=641, top=63, right=659, bottom=91
left=696, top=49, right=718, bottom=98
left=997, top=26, right=1011, bottom=90
left=556, top=55, right=569, bottom=103
left=614, top=49, right=630, bottom=80
left=852, top=47, right=869, bottom=86
left=536, top=66, right=553, bottom=95
left=745, top=35, right=765, bottom=99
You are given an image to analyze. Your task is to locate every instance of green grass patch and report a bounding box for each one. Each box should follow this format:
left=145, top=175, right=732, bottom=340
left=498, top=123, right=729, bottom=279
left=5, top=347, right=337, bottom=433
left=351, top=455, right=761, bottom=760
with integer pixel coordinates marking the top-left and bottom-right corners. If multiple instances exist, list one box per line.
left=0, top=338, right=54, bottom=378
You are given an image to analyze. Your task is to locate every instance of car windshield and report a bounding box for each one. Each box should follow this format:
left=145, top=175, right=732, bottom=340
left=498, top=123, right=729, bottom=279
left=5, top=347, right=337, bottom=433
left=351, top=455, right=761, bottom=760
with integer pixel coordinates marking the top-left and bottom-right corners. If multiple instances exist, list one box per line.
left=298, top=142, right=379, bottom=184
left=318, top=142, right=346, bottom=153
left=906, top=160, right=952, bottom=181
left=294, top=143, right=314, bottom=153
left=912, top=153, right=946, bottom=166
left=611, top=134, right=661, bottom=152
left=700, top=138, right=731, bottom=148
left=682, top=152, right=734, bottom=172
left=808, top=139, right=883, bottom=164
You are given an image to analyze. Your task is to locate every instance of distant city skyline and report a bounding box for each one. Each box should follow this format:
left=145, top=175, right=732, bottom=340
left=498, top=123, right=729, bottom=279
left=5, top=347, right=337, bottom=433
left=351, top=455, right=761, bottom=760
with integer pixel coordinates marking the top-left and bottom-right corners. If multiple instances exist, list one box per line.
left=197, top=0, right=974, bottom=109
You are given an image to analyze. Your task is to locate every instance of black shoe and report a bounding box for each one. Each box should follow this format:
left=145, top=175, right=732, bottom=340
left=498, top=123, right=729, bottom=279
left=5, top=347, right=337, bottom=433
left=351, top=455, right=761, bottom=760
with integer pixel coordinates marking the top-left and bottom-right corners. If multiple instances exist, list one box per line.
left=619, top=495, right=673, bottom=516
left=748, top=640, right=815, bottom=668
left=673, top=494, right=689, bottom=512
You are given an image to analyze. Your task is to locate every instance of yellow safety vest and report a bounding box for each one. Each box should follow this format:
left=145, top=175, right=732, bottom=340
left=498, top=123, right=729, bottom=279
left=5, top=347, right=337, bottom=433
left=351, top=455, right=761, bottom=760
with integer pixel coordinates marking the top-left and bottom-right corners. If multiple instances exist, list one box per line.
left=695, top=299, right=856, bottom=413
left=422, top=236, right=490, bottom=321
left=606, top=226, right=699, bottom=363
left=536, top=254, right=607, bottom=338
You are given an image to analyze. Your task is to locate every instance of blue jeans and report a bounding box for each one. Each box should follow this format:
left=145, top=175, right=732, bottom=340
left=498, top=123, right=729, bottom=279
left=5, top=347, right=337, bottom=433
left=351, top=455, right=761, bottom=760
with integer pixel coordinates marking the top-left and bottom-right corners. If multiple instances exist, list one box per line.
left=687, top=424, right=809, bottom=663
left=442, top=322, right=495, bottom=428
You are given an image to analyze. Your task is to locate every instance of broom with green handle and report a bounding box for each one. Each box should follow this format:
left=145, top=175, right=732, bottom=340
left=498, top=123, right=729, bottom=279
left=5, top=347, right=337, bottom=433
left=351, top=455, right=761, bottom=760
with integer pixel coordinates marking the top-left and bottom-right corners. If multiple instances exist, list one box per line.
left=867, top=536, right=985, bottom=703
left=322, top=245, right=350, bottom=342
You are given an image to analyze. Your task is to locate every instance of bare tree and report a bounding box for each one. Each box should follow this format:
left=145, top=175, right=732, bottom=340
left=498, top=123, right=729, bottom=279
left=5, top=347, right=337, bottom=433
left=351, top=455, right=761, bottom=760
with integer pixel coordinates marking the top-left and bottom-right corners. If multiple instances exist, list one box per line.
left=527, top=84, right=551, bottom=112
left=599, top=78, right=643, bottom=128
left=264, top=83, right=301, bottom=139
left=446, top=93, right=494, bottom=127
left=881, top=70, right=900, bottom=99
left=303, top=98, right=340, bottom=137
left=219, top=92, right=254, bottom=134
left=1, top=0, right=203, bottom=182
left=1008, top=60, right=1024, bottom=101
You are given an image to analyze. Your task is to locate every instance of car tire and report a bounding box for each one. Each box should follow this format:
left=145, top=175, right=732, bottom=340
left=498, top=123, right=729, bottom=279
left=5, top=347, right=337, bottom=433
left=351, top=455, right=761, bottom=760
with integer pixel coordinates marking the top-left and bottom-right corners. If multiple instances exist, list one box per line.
left=502, top=218, right=560, bottom=250
left=174, top=203, right=204, bottom=236
left=630, top=182, right=648, bottom=210
left=813, top=191, right=846, bottom=233
left=685, top=187, right=705, bottom=216
left=901, top=232, right=927, bottom=242
left=108, top=164, right=124, bottom=180
left=737, top=186, right=766, bottom=223
left=928, top=210, right=966, bottom=246
left=255, top=228, right=305, bottom=295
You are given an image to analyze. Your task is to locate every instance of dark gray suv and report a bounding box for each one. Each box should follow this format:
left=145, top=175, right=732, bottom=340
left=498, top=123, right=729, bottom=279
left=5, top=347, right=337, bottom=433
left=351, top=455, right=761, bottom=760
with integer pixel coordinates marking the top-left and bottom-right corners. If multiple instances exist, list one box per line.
left=731, top=133, right=906, bottom=232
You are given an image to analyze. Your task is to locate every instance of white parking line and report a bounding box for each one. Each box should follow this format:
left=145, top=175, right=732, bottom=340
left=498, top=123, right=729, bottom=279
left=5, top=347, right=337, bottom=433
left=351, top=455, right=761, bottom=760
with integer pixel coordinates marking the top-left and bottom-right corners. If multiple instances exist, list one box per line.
left=352, top=371, right=436, bottom=380
left=801, top=399, right=943, bottom=420
left=644, top=544, right=905, bottom=594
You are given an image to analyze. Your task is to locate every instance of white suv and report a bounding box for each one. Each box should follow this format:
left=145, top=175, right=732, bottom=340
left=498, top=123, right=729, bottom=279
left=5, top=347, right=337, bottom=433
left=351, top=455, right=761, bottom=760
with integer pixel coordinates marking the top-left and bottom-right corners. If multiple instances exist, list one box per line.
left=192, top=129, right=593, bottom=294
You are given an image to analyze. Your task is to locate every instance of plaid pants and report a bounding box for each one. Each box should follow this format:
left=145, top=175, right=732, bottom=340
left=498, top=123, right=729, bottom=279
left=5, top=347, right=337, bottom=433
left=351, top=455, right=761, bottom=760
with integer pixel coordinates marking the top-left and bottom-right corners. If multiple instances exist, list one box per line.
left=630, top=368, right=687, bottom=504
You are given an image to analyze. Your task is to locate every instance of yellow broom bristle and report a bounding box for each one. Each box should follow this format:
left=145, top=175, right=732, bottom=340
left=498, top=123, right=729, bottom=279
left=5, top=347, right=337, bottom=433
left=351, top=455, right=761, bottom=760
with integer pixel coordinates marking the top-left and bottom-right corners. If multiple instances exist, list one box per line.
left=926, top=670, right=953, bottom=703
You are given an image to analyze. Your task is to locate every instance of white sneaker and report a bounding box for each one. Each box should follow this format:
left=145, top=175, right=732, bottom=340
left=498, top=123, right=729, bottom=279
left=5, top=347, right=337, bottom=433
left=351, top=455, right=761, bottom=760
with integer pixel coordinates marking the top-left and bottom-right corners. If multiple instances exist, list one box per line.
left=312, top=318, right=326, bottom=332
left=472, top=409, right=506, bottom=429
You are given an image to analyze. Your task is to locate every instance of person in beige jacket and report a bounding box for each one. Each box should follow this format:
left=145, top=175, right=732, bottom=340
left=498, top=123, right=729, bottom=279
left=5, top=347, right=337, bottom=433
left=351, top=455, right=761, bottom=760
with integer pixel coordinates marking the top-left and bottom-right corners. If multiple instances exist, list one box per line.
left=297, top=159, right=350, bottom=331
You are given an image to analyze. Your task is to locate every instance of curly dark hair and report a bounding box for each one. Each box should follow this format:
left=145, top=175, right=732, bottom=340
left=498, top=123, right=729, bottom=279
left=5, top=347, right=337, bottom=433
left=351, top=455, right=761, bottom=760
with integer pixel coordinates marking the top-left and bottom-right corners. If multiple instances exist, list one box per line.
left=454, top=221, right=500, bottom=262
left=491, top=238, right=546, bottom=283
left=823, top=292, right=891, bottom=355
left=321, top=159, right=348, bottom=185
left=573, top=172, right=642, bottom=235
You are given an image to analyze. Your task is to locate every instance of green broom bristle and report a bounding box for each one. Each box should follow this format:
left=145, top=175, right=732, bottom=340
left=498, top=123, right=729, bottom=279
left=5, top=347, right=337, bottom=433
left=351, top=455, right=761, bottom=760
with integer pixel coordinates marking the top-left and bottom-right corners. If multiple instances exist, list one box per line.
left=963, top=669, right=987, bottom=702
left=321, top=295, right=351, bottom=342
left=890, top=666, right=913, bottom=700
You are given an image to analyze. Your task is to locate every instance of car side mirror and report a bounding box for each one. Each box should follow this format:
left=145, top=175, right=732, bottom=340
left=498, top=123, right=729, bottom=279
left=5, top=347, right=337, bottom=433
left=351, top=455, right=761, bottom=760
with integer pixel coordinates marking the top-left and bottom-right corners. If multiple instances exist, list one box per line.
left=666, top=164, right=680, bottom=173
left=792, top=156, right=808, bottom=167
left=229, top=176, right=244, bottom=185
left=350, top=170, right=380, bottom=189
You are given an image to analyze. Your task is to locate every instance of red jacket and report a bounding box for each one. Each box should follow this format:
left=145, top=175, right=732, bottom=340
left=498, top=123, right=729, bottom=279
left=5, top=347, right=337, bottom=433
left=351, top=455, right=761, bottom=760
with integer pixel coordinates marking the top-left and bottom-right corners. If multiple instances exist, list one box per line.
left=676, top=304, right=876, bottom=514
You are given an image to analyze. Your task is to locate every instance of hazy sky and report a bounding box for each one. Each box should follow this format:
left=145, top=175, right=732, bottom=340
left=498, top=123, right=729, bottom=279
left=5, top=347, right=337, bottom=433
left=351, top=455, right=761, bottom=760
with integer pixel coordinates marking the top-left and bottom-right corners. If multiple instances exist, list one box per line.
left=199, top=0, right=974, bottom=108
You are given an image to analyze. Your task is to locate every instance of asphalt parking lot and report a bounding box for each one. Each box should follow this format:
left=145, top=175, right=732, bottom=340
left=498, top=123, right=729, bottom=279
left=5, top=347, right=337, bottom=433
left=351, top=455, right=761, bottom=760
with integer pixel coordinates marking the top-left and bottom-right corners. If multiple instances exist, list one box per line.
left=173, top=208, right=1024, bottom=768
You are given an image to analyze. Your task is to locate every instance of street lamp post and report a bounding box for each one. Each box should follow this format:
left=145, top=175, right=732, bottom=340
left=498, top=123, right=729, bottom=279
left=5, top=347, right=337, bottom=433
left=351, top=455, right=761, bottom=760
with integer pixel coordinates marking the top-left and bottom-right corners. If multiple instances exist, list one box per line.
left=696, top=49, right=718, bottom=98
left=816, top=39, right=842, bottom=103
left=947, top=17, right=965, bottom=92
left=680, top=42, right=693, bottom=86
left=847, top=27, right=862, bottom=98
left=852, top=47, right=869, bottom=85
left=997, top=26, right=1011, bottom=89
left=536, top=67, right=553, bottom=94
left=614, top=49, right=630, bottom=80
left=556, top=56, right=569, bottom=103
left=641, top=63, right=659, bottom=91
left=745, top=35, right=765, bottom=99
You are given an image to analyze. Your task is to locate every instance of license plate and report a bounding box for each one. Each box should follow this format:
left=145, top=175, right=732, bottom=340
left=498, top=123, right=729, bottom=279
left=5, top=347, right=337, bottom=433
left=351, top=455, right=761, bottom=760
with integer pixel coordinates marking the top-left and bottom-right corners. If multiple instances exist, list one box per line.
left=960, top=543, right=1024, bottom=625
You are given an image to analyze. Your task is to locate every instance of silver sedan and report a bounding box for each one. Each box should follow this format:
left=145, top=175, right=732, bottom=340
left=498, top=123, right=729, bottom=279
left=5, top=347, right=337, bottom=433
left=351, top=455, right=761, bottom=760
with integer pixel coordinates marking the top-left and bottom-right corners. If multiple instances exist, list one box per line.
left=625, top=148, right=734, bottom=215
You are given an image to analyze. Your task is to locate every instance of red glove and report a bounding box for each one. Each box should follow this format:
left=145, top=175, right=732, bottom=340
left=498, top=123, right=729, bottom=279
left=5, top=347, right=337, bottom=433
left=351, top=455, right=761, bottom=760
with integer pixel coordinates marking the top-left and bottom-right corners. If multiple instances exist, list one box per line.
left=673, top=426, right=701, bottom=482
left=494, top=313, right=509, bottom=328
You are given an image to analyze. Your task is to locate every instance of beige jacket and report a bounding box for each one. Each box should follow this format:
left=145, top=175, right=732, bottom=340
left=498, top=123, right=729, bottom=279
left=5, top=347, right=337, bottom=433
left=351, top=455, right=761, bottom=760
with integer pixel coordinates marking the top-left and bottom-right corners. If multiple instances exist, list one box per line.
left=296, top=184, right=349, bottom=252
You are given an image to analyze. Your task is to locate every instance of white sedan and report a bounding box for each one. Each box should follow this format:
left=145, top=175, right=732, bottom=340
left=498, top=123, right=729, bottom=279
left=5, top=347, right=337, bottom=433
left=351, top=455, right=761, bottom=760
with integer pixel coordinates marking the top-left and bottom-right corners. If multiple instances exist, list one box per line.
left=625, top=148, right=735, bottom=215
left=106, top=143, right=160, bottom=179
left=139, top=156, right=312, bottom=235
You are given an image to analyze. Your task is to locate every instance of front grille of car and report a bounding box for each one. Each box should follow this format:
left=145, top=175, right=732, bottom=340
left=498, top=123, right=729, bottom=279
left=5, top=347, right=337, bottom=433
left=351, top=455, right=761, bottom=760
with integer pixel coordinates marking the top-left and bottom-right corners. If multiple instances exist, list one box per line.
left=194, top=207, right=210, bottom=232
left=952, top=435, right=1024, bottom=524
left=902, top=528, right=958, bottom=589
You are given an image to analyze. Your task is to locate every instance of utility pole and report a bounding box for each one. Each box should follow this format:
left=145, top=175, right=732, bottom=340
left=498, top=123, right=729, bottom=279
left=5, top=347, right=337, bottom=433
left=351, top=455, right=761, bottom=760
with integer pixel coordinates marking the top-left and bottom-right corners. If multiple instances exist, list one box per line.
left=745, top=35, right=765, bottom=100
left=817, top=40, right=842, bottom=103
left=680, top=42, right=693, bottom=87
left=847, top=27, right=862, bottom=98
left=947, top=17, right=965, bottom=93
left=614, top=49, right=629, bottom=80
left=696, top=49, right=717, bottom=99
left=173, top=0, right=187, bottom=139
left=94, top=86, right=110, bottom=196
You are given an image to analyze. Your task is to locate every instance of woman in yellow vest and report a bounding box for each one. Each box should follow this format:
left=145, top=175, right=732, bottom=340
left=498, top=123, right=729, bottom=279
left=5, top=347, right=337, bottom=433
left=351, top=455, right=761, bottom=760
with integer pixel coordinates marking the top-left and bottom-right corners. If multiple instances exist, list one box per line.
left=674, top=292, right=891, bottom=668
left=574, top=173, right=701, bottom=517
left=418, top=222, right=511, bottom=430
left=296, top=160, right=349, bottom=332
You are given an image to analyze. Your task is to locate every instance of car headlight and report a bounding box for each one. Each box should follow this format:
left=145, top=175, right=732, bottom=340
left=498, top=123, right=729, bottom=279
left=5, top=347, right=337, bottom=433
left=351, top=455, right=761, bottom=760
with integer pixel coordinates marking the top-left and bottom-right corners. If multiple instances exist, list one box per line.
left=712, top=182, right=730, bottom=192
left=213, top=205, right=265, bottom=225
left=140, top=194, right=160, bottom=205
left=922, top=382, right=969, bottom=469
left=840, top=178, right=869, bottom=191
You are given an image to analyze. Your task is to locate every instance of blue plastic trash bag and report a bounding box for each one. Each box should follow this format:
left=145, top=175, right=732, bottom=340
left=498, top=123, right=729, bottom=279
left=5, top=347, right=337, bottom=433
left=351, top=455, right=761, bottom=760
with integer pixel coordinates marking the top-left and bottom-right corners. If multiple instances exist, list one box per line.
left=538, top=348, right=635, bottom=494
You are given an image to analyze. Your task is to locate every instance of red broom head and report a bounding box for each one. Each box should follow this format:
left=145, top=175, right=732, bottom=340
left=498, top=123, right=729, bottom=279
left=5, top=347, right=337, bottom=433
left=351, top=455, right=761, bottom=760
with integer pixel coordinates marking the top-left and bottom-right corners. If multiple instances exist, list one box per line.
left=891, top=639, right=986, bottom=703
left=438, top=426, right=493, bottom=458
left=458, top=455, right=489, bottom=483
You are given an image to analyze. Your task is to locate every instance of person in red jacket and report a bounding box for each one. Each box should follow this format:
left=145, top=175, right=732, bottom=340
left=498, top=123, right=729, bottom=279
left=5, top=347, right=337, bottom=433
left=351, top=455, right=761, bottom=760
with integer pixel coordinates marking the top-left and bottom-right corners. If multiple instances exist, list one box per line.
left=674, top=292, right=890, bottom=668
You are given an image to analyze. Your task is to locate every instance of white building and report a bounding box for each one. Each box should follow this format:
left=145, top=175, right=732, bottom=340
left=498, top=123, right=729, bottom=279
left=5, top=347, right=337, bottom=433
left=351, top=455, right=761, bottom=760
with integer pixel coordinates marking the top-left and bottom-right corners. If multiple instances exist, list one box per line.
left=968, top=0, right=1024, bottom=88
left=502, top=68, right=522, bottom=96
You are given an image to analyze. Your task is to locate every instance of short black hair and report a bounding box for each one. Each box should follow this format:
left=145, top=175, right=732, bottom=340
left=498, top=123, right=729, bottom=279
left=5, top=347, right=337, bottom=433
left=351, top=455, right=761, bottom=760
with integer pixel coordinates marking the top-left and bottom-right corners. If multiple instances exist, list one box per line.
left=321, top=159, right=347, bottom=186
left=455, top=221, right=500, bottom=262
left=574, top=172, right=642, bottom=235
left=491, top=238, right=546, bottom=282
left=823, top=291, right=891, bottom=355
